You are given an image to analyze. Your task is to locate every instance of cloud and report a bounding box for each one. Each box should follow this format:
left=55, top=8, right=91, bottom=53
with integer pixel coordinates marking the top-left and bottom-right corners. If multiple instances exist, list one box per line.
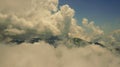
left=82, top=18, right=104, bottom=41
left=111, top=29, right=120, bottom=42
left=0, top=42, right=120, bottom=67
left=0, top=1, right=84, bottom=41
left=109, top=29, right=120, bottom=49
left=0, top=0, right=60, bottom=40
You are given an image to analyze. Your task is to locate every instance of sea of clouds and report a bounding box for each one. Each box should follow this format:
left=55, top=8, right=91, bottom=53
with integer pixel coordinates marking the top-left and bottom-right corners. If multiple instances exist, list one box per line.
left=0, top=0, right=120, bottom=67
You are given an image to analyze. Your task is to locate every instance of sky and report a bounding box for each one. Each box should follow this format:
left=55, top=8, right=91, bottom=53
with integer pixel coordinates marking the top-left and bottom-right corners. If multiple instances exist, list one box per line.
left=59, top=0, right=120, bottom=33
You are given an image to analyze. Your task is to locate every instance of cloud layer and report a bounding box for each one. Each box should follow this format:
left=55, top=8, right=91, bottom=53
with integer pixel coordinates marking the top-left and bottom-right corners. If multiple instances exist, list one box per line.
left=0, top=42, right=120, bottom=67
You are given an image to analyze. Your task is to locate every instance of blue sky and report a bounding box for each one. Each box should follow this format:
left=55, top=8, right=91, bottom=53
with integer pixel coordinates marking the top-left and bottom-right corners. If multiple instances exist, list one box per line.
left=59, top=0, right=120, bottom=33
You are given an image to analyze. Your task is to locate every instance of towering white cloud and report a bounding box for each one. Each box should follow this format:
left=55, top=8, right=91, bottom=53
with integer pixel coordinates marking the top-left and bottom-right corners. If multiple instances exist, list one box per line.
left=0, top=0, right=60, bottom=40
left=82, top=18, right=104, bottom=41
left=0, top=0, right=84, bottom=41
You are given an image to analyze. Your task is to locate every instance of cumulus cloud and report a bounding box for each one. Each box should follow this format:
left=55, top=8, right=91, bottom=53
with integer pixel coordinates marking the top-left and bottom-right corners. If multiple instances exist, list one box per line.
left=0, top=0, right=60, bottom=40
left=111, top=29, right=120, bottom=42
left=0, top=0, right=83, bottom=41
left=82, top=18, right=104, bottom=41
left=108, top=30, right=120, bottom=50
